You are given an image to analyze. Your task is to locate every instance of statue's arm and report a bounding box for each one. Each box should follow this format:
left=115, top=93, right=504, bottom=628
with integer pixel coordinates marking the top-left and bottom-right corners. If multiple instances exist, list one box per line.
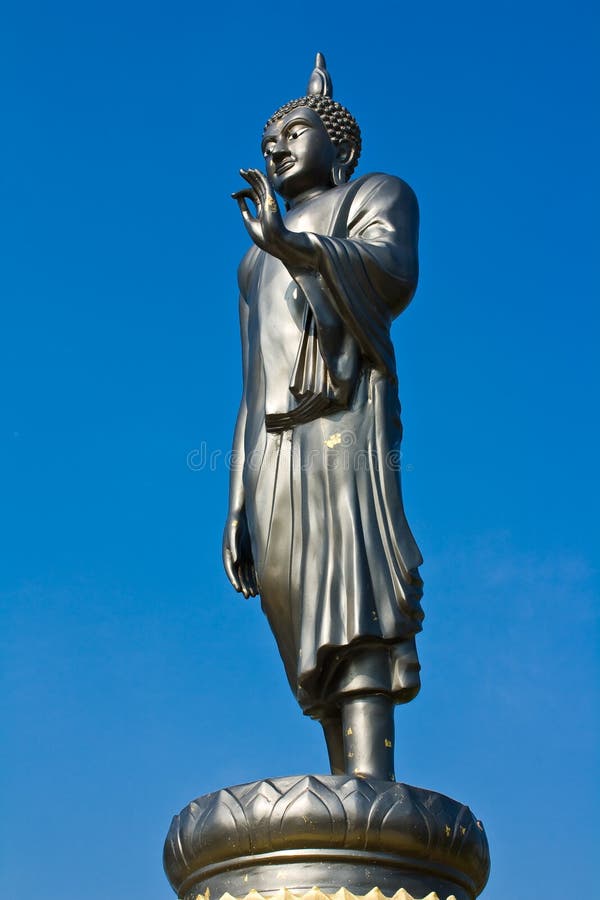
left=305, top=174, right=420, bottom=314
left=227, top=294, right=249, bottom=516
left=233, top=169, right=418, bottom=312
left=222, top=291, right=258, bottom=598
left=290, top=176, right=420, bottom=377
left=232, top=170, right=418, bottom=379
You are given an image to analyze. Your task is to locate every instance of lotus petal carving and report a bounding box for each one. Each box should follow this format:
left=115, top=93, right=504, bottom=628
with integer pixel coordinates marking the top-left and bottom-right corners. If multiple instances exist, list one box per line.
left=164, top=776, right=489, bottom=899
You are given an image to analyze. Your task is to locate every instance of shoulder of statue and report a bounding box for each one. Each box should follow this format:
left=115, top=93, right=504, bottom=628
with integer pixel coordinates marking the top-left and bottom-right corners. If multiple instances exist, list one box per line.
left=343, top=172, right=419, bottom=231
left=352, top=172, right=418, bottom=206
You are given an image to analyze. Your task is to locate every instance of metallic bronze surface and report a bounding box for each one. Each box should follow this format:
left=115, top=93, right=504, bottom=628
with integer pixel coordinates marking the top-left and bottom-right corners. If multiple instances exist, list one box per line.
left=164, top=776, right=490, bottom=900
left=225, top=52, right=424, bottom=781
left=165, top=52, right=491, bottom=900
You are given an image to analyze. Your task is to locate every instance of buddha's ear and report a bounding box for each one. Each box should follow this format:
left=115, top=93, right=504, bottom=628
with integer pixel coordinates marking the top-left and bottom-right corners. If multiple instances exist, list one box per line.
left=332, top=140, right=356, bottom=186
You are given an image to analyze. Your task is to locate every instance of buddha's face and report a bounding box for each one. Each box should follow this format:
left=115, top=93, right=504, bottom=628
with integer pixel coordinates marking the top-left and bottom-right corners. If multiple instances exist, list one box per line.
left=261, top=106, right=337, bottom=202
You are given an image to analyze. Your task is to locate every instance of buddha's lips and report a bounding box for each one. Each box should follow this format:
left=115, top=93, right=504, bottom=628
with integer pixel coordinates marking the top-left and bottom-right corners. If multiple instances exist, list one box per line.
left=275, top=160, right=295, bottom=175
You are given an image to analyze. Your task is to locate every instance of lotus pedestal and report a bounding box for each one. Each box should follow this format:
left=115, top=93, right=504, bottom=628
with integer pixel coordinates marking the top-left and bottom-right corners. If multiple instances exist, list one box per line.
left=163, top=776, right=490, bottom=900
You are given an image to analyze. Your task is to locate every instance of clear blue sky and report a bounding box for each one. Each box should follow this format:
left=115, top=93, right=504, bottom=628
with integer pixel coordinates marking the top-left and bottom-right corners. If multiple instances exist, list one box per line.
left=1, top=2, right=598, bottom=898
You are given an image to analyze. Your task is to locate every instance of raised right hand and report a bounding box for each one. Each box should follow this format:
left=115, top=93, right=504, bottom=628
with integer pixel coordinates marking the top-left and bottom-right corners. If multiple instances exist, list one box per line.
left=232, top=169, right=315, bottom=268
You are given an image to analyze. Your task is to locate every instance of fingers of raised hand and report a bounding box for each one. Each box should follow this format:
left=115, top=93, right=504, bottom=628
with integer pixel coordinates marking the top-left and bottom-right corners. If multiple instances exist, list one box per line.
left=232, top=188, right=258, bottom=221
left=244, top=168, right=270, bottom=203
left=240, top=168, right=262, bottom=195
left=255, top=172, right=281, bottom=217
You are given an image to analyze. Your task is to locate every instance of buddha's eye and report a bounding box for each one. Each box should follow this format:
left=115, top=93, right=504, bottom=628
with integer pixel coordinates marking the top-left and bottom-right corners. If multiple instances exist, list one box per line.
left=287, top=125, right=306, bottom=141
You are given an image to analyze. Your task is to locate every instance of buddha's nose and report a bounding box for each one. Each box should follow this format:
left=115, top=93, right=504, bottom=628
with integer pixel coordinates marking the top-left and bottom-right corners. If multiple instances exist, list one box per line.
left=272, top=146, right=290, bottom=163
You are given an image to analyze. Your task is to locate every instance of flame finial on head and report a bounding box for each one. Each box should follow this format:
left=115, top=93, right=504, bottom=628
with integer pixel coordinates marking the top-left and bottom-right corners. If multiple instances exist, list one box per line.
left=307, top=52, right=333, bottom=98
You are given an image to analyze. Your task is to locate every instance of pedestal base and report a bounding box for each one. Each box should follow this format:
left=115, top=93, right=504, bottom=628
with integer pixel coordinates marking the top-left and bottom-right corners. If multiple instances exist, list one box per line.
left=164, top=776, right=490, bottom=900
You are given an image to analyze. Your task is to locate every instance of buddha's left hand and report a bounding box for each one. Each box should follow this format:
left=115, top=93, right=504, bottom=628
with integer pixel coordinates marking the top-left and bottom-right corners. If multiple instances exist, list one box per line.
left=232, top=169, right=314, bottom=268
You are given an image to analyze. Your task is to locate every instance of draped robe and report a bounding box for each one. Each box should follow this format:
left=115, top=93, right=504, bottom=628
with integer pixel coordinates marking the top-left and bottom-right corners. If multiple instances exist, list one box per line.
left=236, top=173, right=424, bottom=718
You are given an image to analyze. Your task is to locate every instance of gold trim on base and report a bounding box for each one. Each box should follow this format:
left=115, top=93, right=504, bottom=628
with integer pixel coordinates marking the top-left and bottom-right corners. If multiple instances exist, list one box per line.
left=200, top=888, right=457, bottom=900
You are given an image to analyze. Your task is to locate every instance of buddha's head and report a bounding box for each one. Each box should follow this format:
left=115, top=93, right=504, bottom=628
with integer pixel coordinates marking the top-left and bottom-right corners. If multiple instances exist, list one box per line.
left=262, top=53, right=362, bottom=203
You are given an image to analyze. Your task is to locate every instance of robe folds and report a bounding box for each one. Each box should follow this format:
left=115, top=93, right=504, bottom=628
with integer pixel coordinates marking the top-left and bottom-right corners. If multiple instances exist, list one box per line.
left=237, top=172, right=424, bottom=718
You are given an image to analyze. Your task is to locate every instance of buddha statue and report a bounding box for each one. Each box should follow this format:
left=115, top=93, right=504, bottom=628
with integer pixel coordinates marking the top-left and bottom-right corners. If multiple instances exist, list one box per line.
left=223, top=53, right=424, bottom=781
